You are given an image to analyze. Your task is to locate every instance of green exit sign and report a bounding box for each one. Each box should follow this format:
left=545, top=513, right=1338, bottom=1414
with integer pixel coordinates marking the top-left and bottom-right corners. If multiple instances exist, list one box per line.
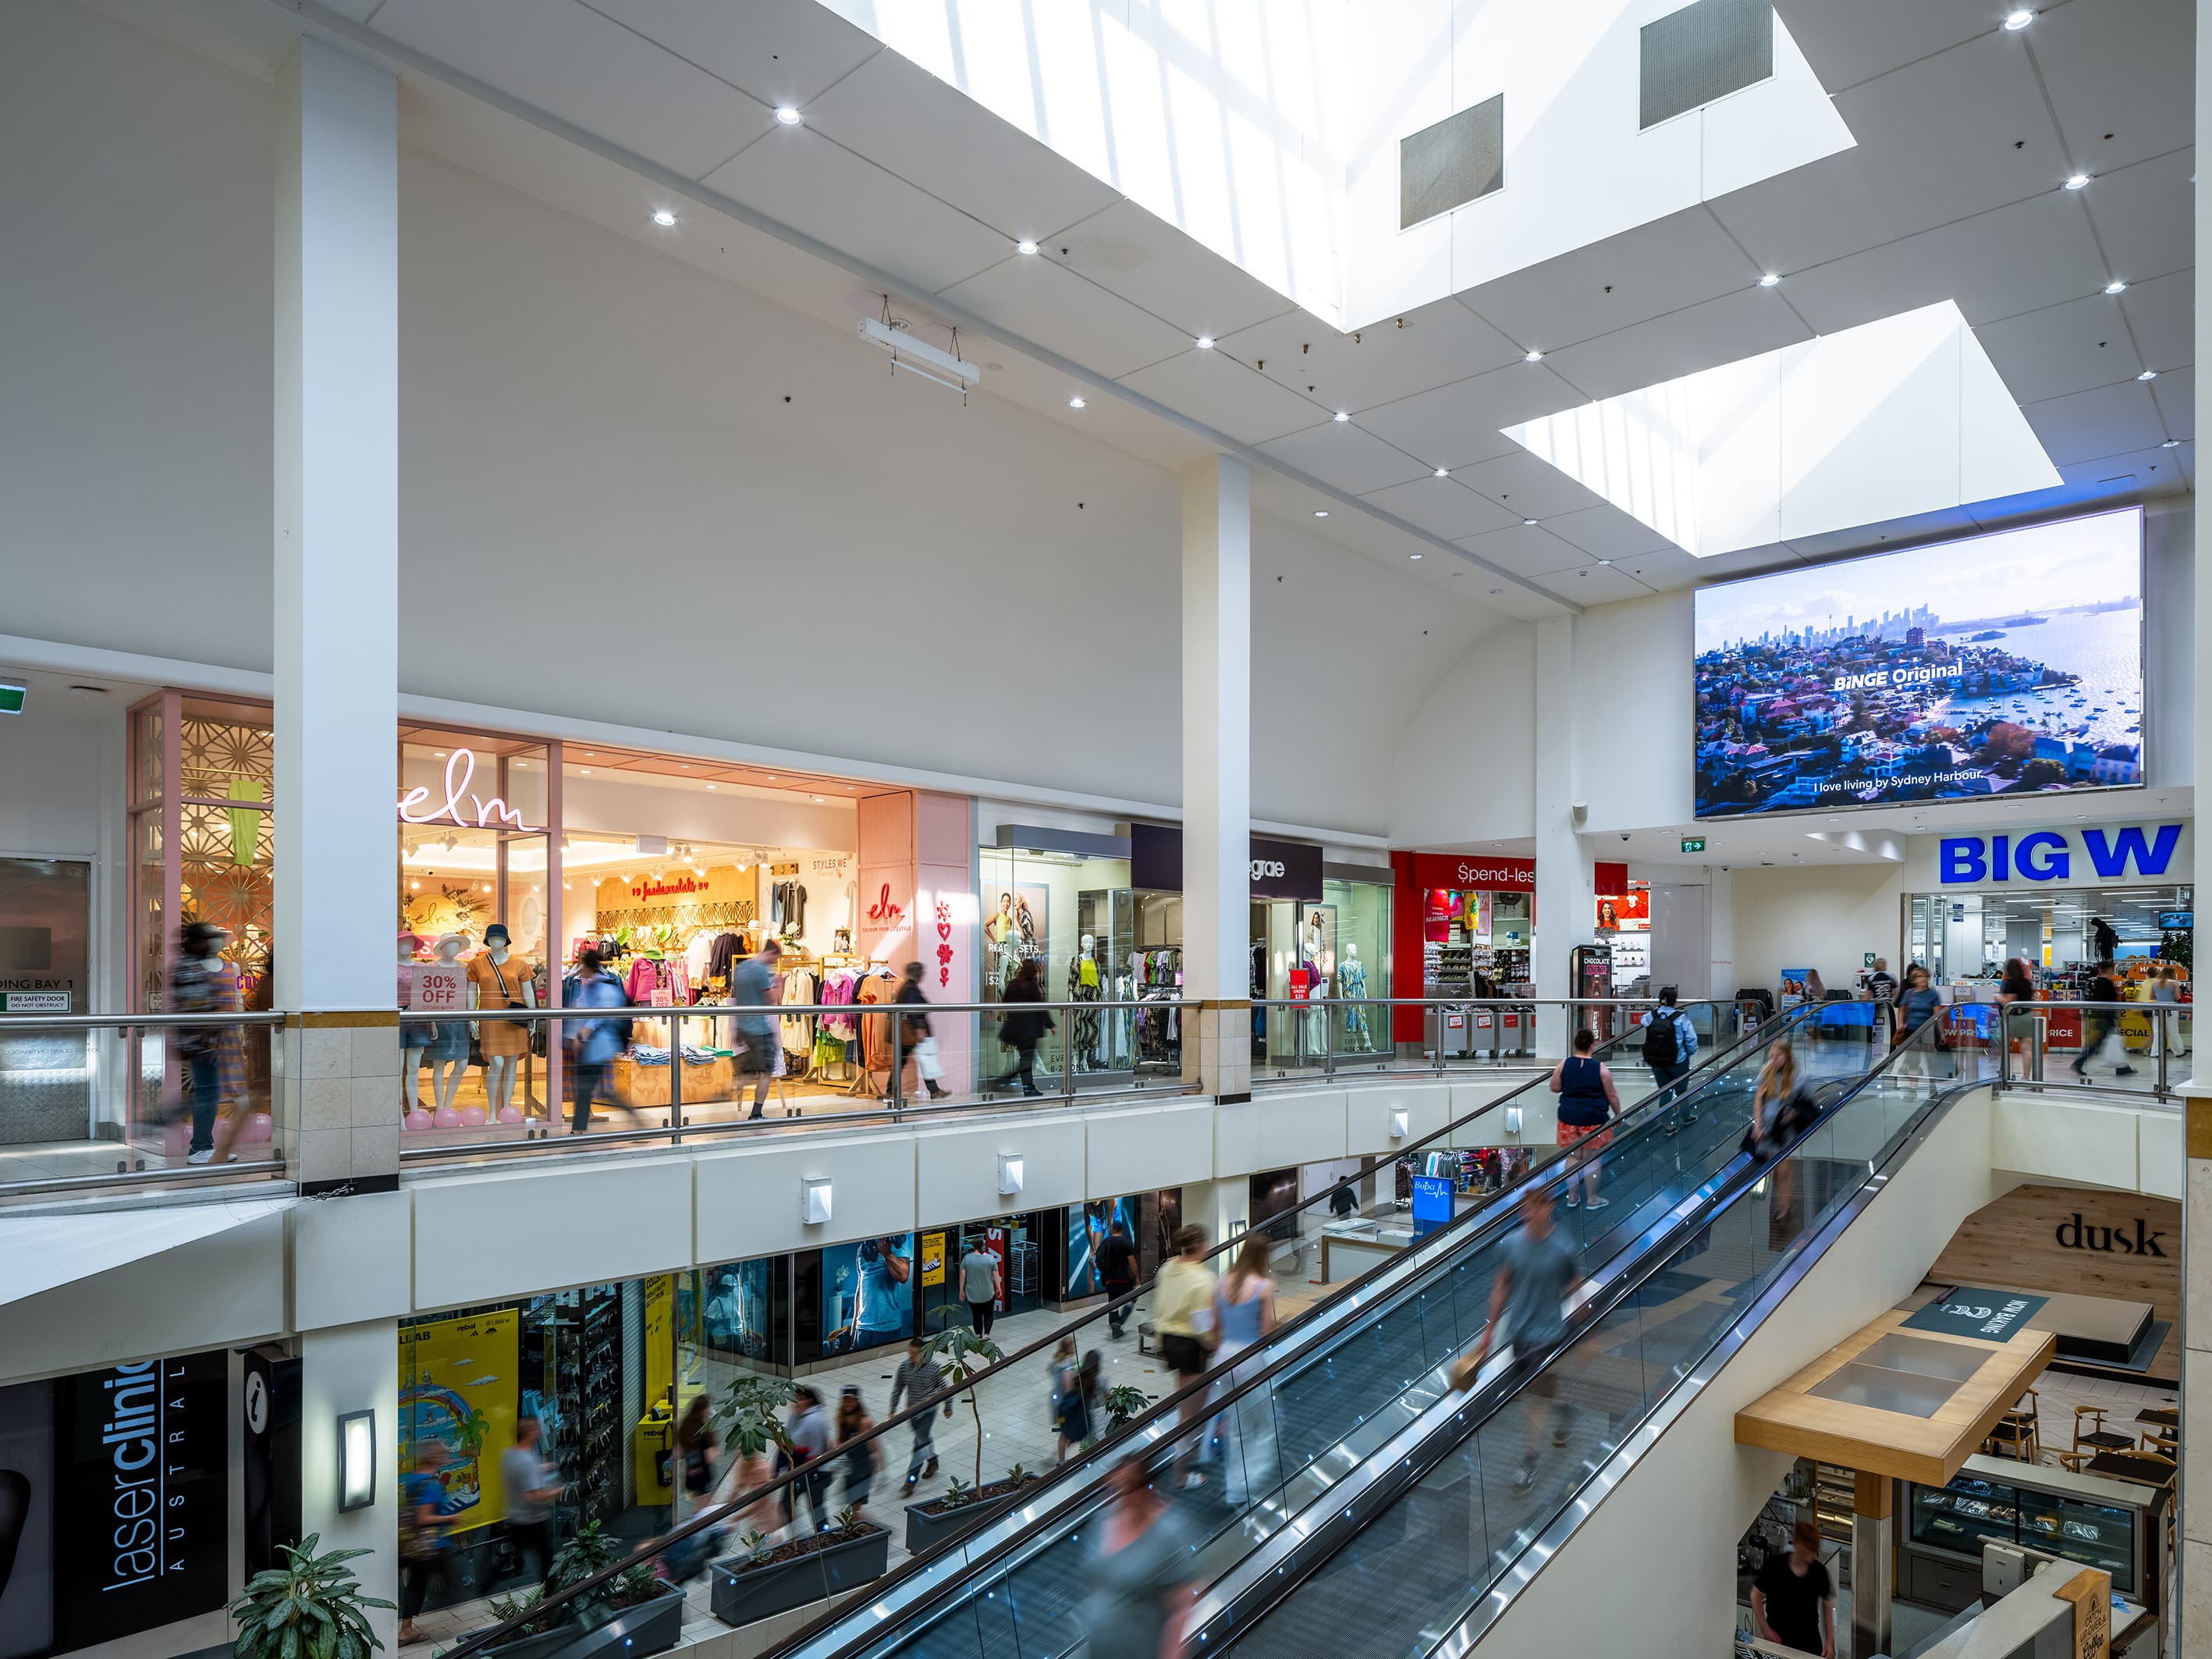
left=0, top=684, right=23, bottom=716
left=1680, top=837, right=1706, bottom=854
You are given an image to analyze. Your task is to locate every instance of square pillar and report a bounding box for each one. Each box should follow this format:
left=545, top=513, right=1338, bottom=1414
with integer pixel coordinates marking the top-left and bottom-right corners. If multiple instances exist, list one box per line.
left=298, top=1319, right=399, bottom=1652
left=1181, top=456, right=1252, bottom=1100
left=1850, top=1470, right=1893, bottom=1659
left=273, top=38, right=399, bottom=1192
left=1532, top=615, right=1592, bottom=1057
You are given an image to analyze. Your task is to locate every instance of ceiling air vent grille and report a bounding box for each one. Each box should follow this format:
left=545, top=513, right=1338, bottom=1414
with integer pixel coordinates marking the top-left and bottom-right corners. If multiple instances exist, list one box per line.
left=1640, top=0, right=1774, bottom=130
left=1400, top=94, right=1504, bottom=230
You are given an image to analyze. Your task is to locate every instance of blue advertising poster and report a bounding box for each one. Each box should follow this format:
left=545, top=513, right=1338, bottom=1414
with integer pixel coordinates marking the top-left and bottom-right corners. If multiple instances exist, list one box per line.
left=1410, top=1175, right=1453, bottom=1238
left=820, top=1234, right=914, bottom=1358
left=1693, top=509, right=2143, bottom=819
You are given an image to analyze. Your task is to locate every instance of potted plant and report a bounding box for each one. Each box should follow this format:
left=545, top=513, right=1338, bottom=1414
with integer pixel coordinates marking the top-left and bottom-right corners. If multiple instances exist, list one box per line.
left=709, top=1503, right=893, bottom=1628
left=468, top=1522, right=687, bottom=1659
left=900, top=1325, right=1053, bottom=1553
left=712, top=1373, right=797, bottom=1462
left=227, top=1534, right=393, bottom=1659
left=1102, top=1384, right=1154, bottom=1433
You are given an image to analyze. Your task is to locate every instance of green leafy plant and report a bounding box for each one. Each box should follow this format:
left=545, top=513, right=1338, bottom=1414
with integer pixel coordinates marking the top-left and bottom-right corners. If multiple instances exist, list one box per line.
left=1102, top=1384, right=1154, bottom=1433
left=713, top=1373, right=797, bottom=1462
left=739, top=1528, right=774, bottom=1567
left=227, top=1533, right=393, bottom=1659
left=1005, top=1462, right=1028, bottom=1486
left=917, top=1324, right=1004, bottom=1488
left=939, top=1474, right=975, bottom=1509
left=833, top=1504, right=868, bottom=1540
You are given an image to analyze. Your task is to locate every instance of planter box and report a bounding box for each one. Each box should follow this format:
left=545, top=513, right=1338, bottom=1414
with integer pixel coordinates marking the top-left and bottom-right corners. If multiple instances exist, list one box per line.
left=902, top=1474, right=1047, bottom=1555
left=710, top=1525, right=893, bottom=1627
left=480, top=1585, right=687, bottom=1659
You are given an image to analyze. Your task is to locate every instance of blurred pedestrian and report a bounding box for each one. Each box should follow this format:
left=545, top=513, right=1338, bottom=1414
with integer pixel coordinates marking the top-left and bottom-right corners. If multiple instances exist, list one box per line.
left=500, top=1416, right=562, bottom=1588
left=2152, top=963, right=2187, bottom=1058
left=563, top=949, right=630, bottom=1135
left=1451, top=1184, right=1577, bottom=1496
left=1078, top=1458, right=1199, bottom=1659
left=1548, top=1028, right=1621, bottom=1210
left=1865, top=957, right=1898, bottom=1048
left=1213, top=1234, right=1277, bottom=1508
left=836, top=1387, right=879, bottom=1516
left=1151, top=1224, right=1217, bottom=1485
left=996, top=957, right=1054, bottom=1096
left=732, top=940, right=784, bottom=1118
left=890, top=1336, right=952, bottom=1495
left=1051, top=1336, right=1088, bottom=1463
left=896, top=961, right=947, bottom=1099
left=171, top=920, right=247, bottom=1164
left=784, top=1387, right=833, bottom=1534
left=1099, top=1217, right=1139, bottom=1339
left=1638, top=986, right=1697, bottom=1128
left=674, top=1394, right=717, bottom=1515
left=960, top=1238, right=1003, bottom=1336
left=396, top=1442, right=454, bottom=1645
left=1896, top=964, right=1944, bottom=1079
left=2073, top=958, right=2136, bottom=1080
left=1752, top=1520, right=1836, bottom=1657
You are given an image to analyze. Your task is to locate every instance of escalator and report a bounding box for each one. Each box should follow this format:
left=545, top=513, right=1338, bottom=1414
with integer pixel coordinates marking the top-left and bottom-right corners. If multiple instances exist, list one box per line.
left=769, top=1011, right=1896, bottom=1659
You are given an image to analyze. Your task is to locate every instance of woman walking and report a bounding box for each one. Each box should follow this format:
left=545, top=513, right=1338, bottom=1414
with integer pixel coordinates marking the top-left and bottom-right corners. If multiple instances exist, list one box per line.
left=1895, top=964, right=1945, bottom=1080
left=1213, top=1234, right=1277, bottom=1506
left=1547, top=1029, right=1621, bottom=1210
left=835, top=1387, right=879, bottom=1518
left=996, top=958, right=1055, bottom=1096
left=1749, top=1039, right=1816, bottom=1244
left=1078, top=1459, right=1200, bottom=1659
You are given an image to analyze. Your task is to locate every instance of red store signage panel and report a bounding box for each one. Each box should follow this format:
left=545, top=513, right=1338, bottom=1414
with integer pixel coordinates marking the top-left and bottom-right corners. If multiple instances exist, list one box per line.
left=1408, top=852, right=1536, bottom=892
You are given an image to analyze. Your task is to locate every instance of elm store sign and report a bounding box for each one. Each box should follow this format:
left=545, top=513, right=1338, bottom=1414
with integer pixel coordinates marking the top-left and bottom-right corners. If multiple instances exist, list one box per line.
left=1934, top=822, right=2183, bottom=886
left=397, top=748, right=540, bottom=833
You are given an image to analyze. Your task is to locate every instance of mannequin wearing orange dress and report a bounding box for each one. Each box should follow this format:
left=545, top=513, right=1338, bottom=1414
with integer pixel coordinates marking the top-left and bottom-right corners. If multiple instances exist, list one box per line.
left=469, top=923, right=537, bottom=1120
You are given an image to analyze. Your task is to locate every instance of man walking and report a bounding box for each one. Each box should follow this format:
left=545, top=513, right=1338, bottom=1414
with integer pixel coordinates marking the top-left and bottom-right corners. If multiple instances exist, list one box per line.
left=889, top=1337, right=953, bottom=1494
left=1638, top=986, right=1697, bottom=1128
left=731, top=940, right=783, bottom=1118
left=2073, top=958, right=2137, bottom=1081
left=1865, top=957, right=1898, bottom=1050
left=563, top=949, right=630, bottom=1135
left=1099, top=1217, right=1139, bottom=1339
left=1452, top=1184, right=1579, bottom=1495
left=499, top=1415, right=563, bottom=1587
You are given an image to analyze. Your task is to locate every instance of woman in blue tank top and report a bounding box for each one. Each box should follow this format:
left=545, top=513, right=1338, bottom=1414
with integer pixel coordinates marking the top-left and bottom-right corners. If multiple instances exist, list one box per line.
left=1550, top=1028, right=1621, bottom=1210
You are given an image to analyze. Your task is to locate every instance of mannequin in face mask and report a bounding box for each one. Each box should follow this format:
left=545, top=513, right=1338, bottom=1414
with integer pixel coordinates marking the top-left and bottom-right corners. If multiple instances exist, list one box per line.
left=468, top=922, right=536, bottom=1123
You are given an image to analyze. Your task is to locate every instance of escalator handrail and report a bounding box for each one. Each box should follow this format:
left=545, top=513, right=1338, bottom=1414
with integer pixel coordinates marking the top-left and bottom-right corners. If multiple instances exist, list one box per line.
left=1193, top=1026, right=1979, bottom=1659
left=765, top=1009, right=1827, bottom=1659
left=435, top=1001, right=1788, bottom=1659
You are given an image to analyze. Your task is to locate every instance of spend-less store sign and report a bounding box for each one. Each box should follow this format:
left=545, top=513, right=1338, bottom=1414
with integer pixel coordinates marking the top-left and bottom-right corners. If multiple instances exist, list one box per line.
left=1408, top=852, right=1536, bottom=893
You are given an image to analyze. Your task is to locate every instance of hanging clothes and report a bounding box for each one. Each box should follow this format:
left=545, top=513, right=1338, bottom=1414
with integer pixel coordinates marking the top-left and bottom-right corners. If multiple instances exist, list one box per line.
left=855, top=972, right=897, bottom=1072
left=771, top=882, right=808, bottom=934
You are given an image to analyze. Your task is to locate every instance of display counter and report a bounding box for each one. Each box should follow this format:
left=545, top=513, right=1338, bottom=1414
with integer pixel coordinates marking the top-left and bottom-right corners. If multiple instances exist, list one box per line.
left=1901, top=1453, right=2165, bottom=1614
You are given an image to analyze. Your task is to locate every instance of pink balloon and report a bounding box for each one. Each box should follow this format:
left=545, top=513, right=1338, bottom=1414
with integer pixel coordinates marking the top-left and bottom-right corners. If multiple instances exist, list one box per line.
left=404, top=1109, right=434, bottom=1131
left=459, top=1104, right=488, bottom=1127
left=434, top=1105, right=463, bottom=1129
left=497, top=1103, right=525, bottom=1124
left=240, top=1111, right=273, bottom=1144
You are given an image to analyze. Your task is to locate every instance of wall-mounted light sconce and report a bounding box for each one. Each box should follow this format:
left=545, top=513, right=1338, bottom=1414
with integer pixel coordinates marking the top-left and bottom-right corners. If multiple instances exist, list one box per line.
left=801, top=1177, right=833, bottom=1225
left=1503, top=1106, right=1524, bottom=1135
left=337, top=1410, right=377, bottom=1512
left=1388, top=1109, right=1409, bottom=1139
left=998, top=1154, right=1024, bottom=1195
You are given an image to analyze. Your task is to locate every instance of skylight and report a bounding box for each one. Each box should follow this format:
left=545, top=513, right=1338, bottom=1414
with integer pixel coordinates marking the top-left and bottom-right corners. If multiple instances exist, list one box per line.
left=1500, top=301, right=2062, bottom=557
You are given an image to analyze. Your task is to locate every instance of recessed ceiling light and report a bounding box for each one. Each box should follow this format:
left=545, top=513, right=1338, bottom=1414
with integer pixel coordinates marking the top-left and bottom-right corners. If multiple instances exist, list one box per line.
left=1522, top=517, right=1537, bottom=526
left=584, top=751, right=595, bottom=758
left=2104, top=279, right=2128, bottom=295
left=706, top=783, right=717, bottom=790
left=1523, top=349, right=1544, bottom=363
left=1757, top=273, right=1781, bottom=287
left=1433, top=467, right=1450, bottom=478
left=774, top=105, right=802, bottom=126
left=2002, top=8, right=2033, bottom=27
left=1409, top=552, right=1423, bottom=560
left=1313, top=510, right=1330, bottom=517
left=2137, top=368, right=2158, bottom=381
left=1067, top=396, right=1086, bottom=408
left=1016, top=240, right=1039, bottom=255
left=2162, top=439, right=2182, bottom=448
left=579, top=768, right=591, bottom=776
left=1195, top=336, right=1215, bottom=349
left=650, top=209, right=676, bottom=227
left=2064, top=173, right=2091, bottom=190
left=812, top=794, right=825, bottom=802
left=1333, top=410, right=1350, bottom=422
left=432, top=750, right=446, bottom=758
left=1597, top=559, right=1612, bottom=566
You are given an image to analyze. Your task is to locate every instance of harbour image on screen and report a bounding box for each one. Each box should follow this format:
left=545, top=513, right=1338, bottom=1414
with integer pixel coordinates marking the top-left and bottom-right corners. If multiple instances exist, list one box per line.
left=1693, top=509, right=2143, bottom=819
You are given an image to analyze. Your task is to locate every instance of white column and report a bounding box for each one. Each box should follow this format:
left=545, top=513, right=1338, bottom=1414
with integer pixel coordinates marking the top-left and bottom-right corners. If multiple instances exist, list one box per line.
left=273, top=39, right=400, bottom=1188
left=2181, top=2, right=2212, bottom=1632
left=299, top=1319, right=399, bottom=1651
left=1532, top=615, right=1593, bottom=1057
left=1182, top=456, right=1252, bottom=1099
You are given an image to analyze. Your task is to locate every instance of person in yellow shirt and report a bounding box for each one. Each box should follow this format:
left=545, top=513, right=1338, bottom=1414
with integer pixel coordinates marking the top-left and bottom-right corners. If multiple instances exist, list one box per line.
left=1151, top=1224, right=1217, bottom=1486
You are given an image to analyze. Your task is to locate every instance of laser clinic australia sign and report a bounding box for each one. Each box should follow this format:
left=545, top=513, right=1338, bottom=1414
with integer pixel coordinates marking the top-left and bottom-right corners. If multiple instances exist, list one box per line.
left=1923, top=821, right=2189, bottom=890
left=0, top=1350, right=229, bottom=1658
left=1693, top=509, right=2144, bottom=819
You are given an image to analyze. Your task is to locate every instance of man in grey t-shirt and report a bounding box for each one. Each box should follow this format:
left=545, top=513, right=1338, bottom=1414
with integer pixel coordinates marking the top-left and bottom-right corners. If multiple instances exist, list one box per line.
left=1453, top=1185, right=1581, bottom=1496
left=960, top=1242, right=1003, bottom=1338
left=500, top=1416, right=562, bottom=1586
left=730, top=940, right=782, bottom=1119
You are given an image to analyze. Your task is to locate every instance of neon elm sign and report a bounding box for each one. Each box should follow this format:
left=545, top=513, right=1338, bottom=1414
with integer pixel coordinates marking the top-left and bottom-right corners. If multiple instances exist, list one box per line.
left=397, top=748, right=541, bottom=833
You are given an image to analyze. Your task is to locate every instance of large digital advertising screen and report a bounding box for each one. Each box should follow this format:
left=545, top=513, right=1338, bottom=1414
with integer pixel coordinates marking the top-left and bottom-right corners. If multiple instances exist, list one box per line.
left=1693, top=509, right=2143, bottom=819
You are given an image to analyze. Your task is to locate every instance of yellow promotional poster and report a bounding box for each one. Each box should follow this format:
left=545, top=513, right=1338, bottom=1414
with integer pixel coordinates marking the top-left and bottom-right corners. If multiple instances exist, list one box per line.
left=644, top=1274, right=674, bottom=1410
left=921, top=1232, right=947, bottom=1288
left=399, top=1308, right=520, bottom=1534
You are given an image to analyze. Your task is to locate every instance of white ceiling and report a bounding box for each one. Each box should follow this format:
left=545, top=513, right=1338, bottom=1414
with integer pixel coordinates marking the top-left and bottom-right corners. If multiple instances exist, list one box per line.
left=98, top=0, right=2196, bottom=616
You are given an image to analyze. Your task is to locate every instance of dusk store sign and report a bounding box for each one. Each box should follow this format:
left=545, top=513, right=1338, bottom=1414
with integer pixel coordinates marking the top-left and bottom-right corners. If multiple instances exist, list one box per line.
left=1936, top=822, right=2182, bottom=885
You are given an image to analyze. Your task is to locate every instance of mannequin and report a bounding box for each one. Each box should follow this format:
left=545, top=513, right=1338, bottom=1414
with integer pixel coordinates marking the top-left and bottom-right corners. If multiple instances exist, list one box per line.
left=1301, top=915, right=1329, bottom=1053
left=1337, top=943, right=1372, bottom=1052
left=468, top=922, right=537, bottom=1124
left=1067, top=932, right=1103, bottom=1071
left=424, top=933, right=470, bottom=1122
left=399, top=933, right=431, bottom=1120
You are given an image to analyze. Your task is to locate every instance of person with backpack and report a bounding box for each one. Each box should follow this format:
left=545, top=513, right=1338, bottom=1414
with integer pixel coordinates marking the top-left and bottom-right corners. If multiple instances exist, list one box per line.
left=1638, top=986, right=1698, bottom=1129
